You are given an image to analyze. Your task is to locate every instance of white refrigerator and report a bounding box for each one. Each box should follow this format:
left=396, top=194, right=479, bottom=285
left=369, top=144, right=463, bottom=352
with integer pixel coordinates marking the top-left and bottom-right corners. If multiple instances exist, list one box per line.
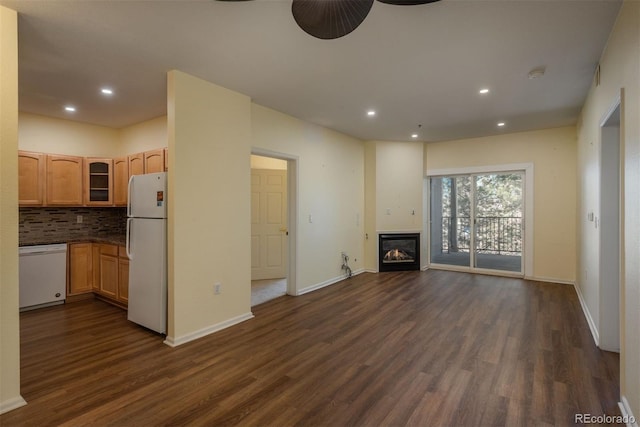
left=126, top=172, right=167, bottom=334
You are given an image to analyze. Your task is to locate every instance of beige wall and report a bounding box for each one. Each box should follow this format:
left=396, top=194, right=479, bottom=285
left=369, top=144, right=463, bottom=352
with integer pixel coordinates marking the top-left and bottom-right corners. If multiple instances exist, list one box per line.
left=364, top=142, right=377, bottom=272
left=251, top=104, right=365, bottom=291
left=19, top=112, right=166, bottom=157
left=119, top=116, right=167, bottom=155
left=577, top=0, right=640, bottom=418
left=166, top=71, right=253, bottom=345
left=0, top=5, right=25, bottom=414
left=374, top=141, right=424, bottom=232
left=18, top=112, right=120, bottom=157
left=364, top=141, right=425, bottom=271
left=425, top=126, right=577, bottom=283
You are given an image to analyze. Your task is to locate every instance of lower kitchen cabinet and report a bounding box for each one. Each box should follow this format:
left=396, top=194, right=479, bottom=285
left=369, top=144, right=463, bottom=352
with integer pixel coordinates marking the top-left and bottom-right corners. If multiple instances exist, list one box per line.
left=68, top=242, right=129, bottom=307
left=68, top=243, right=93, bottom=295
left=93, top=244, right=129, bottom=307
left=99, top=246, right=119, bottom=299
left=92, top=244, right=100, bottom=292
left=118, top=251, right=129, bottom=304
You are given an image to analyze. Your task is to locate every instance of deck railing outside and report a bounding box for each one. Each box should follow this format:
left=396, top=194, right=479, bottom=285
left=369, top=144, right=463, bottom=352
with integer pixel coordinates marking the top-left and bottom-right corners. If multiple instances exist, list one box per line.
left=441, top=216, right=522, bottom=255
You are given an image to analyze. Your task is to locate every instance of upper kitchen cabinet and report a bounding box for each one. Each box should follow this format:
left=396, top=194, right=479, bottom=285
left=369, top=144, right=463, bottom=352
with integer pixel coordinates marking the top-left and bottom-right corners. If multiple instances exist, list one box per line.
left=144, top=149, right=165, bottom=174
left=46, top=154, right=83, bottom=206
left=163, top=148, right=168, bottom=171
left=18, top=150, right=45, bottom=206
left=113, top=157, right=128, bottom=206
left=128, top=153, right=144, bottom=179
left=84, top=158, right=113, bottom=206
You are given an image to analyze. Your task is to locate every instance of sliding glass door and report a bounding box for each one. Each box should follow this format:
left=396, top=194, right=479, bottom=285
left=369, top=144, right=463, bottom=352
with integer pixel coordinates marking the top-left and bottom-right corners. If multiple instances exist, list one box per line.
left=473, top=173, right=523, bottom=272
left=429, top=176, right=471, bottom=267
left=430, top=172, right=523, bottom=274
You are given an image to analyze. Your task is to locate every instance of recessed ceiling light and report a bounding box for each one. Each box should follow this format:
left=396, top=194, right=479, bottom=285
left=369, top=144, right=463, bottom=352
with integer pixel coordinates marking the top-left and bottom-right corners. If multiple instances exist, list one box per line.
left=367, top=110, right=376, bottom=116
left=64, top=106, right=76, bottom=112
left=479, top=88, right=490, bottom=94
left=497, top=122, right=505, bottom=127
left=411, top=134, right=419, bottom=138
left=101, top=88, right=113, bottom=95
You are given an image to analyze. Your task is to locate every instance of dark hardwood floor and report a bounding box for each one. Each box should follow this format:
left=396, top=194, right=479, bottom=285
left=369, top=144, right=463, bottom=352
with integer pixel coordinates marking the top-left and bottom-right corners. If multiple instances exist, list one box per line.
left=1, top=270, right=620, bottom=426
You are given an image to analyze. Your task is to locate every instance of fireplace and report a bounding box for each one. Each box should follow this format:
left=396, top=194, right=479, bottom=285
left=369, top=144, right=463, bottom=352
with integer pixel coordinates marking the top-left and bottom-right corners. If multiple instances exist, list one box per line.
left=378, top=233, right=420, bottom=272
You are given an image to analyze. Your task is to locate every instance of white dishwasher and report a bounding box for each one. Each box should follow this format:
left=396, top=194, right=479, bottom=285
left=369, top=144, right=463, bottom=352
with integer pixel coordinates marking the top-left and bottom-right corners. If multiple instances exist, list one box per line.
left=19, top=243, right=67, bottom=311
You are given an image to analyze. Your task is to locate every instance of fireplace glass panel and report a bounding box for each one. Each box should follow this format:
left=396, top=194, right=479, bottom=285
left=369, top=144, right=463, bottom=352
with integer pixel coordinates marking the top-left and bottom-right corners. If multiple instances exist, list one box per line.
left=379, top=233, right=420, bottom=271
left=381, top=239, right=416, bottom=264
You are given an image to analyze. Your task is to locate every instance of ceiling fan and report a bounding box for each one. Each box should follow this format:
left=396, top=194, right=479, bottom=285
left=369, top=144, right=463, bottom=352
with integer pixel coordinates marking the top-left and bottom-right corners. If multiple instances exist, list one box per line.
left=218, top=0, right=442, bottom=40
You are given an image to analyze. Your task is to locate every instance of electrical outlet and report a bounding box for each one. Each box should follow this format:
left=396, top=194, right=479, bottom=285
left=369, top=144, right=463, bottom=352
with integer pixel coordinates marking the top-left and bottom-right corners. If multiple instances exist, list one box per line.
left=76, top=215, right=83, bottom=224
left=214, top=282, right=221, bottom=295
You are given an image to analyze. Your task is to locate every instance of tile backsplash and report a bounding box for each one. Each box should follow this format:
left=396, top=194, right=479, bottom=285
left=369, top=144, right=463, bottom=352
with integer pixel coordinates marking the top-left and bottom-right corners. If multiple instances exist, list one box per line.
left=19, top=207, right=127, bottom=245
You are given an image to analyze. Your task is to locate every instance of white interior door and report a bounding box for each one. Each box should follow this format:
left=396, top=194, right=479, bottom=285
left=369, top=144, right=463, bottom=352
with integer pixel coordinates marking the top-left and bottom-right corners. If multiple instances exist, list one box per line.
left=251, top=169, right=287, bottom=280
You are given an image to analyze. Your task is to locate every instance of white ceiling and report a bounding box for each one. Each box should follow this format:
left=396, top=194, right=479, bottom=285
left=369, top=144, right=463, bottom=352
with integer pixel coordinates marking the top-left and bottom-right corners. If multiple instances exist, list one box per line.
left=1, top=0, right=622, bottom=142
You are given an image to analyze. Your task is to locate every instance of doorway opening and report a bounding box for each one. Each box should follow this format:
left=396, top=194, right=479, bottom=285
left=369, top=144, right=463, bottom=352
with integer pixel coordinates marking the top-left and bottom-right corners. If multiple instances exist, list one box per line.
left=250, top=152, right=297, bottom=306
left=599, top=97, right=622, bottom=353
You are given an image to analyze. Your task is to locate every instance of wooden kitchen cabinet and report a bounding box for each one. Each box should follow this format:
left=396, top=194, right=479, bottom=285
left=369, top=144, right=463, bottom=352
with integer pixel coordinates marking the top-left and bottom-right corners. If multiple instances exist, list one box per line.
left=18, top=151, right=46, bottom=206
left=18, top=148, right=165, bottom=207
left=99, top=245, right=119, bottom=299
left=46, top=154, right=83, bottom=206
left=144, top=149, right=165, bottom=174
left=84, top=158, right=113, bottom=206
left=118, top=246, right=129, bottom=304
left=92, top=244, right=100, bottom=292
left=128, top=153, right=144, bottom=179
left=92, top=244, right=129, bottom=307
left=68, top=243, right=93, bottom=295
left=113, top=157, right=129, bottom=206
left=163, top=147, right=168, bottom=171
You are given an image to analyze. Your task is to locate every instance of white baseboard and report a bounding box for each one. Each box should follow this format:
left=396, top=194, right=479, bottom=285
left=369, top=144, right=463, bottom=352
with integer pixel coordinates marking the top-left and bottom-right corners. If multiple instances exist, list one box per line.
left=296, top=268, right=364, bottom=296
left=0, top=396, right=27, bottom=415
left=526, top=275, right=575, bottom=285
left=619, top=396, right=638, bottom=427
left=163, top=312, right=254, bottom=347
left=573, top=282, right=599, bottom=347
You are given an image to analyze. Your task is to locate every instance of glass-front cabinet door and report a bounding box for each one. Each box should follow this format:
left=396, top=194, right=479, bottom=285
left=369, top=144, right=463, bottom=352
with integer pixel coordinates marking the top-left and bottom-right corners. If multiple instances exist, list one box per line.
left=84, top=158, right=113, bottom=206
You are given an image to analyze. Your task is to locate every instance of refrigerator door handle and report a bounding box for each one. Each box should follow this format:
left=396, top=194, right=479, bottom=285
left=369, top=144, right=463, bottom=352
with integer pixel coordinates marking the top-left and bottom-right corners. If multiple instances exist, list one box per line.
left=126, top=218, right=133, bottom=259
left=127, top=175, right=134, bottom=217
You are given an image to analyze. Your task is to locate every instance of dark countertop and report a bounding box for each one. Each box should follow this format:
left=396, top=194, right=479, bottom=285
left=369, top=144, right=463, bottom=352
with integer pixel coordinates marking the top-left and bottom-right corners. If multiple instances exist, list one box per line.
left=19, top=234, right=126, bottom=247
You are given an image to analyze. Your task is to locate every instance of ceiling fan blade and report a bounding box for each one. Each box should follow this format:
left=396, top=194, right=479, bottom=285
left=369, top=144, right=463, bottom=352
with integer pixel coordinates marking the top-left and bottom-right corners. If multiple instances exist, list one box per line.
left=376, top=0, right=440, bottom=4
left=292, top=0, right=374, bottom=40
